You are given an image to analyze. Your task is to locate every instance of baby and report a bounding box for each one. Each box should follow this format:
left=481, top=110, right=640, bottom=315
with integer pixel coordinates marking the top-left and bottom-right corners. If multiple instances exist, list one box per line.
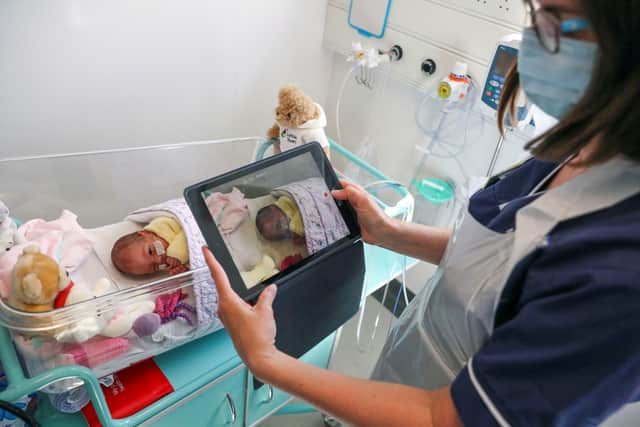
left=255, top=195, right=306, bottom=245
left=111, top=216, right=189, bottom=276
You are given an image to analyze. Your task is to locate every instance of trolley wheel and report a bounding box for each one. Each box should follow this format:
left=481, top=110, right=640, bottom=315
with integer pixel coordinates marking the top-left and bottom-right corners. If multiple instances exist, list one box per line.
left=322, top=414, right=342, bottom=427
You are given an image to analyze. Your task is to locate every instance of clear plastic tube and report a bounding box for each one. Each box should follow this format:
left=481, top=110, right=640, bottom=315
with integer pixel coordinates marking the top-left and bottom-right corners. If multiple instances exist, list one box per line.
left=414, top=77, right=479, bottom=161
left=336, top=66, right=358, bottom=146
left=336, top=62, right=392, bottom=150
left=355, top=180, right=412, bottom=353
left=334, top=61, right=412, bottom=353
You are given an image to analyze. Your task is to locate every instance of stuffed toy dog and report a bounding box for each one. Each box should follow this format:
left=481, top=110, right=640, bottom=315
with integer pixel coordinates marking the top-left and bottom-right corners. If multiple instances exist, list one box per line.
left=267, top=85, right=330, bottom=157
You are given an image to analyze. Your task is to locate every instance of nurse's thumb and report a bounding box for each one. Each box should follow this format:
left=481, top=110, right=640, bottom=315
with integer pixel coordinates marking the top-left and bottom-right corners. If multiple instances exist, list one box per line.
left=256, top=284, right=277, bottom=312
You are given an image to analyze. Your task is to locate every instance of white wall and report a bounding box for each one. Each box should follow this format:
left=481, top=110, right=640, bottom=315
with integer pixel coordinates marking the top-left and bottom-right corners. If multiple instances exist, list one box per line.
left=0, top=0, right=333, bottom=158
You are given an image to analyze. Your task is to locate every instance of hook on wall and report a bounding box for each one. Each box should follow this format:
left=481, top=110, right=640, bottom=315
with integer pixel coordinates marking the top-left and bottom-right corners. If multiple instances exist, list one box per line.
left=348, top=43, right=403, bottom=89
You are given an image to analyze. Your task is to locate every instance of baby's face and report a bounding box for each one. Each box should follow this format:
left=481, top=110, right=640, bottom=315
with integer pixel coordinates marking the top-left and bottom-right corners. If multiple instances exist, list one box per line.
left=116, top=232, right=167, bottom=276
left=258, top=206, right=291, bottom=241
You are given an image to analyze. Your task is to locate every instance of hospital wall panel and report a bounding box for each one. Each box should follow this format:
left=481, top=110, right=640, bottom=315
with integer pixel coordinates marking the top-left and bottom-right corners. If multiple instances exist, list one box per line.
left=322, top=1, right=531, bottom=294
left=325, top=0, right=526, bottom=88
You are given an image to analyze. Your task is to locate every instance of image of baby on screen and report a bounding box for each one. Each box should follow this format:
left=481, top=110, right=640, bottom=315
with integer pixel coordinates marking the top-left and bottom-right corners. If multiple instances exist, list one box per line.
left=203, top=177, right=349, bottom=289
left=255, top=195, right=306, bottom=245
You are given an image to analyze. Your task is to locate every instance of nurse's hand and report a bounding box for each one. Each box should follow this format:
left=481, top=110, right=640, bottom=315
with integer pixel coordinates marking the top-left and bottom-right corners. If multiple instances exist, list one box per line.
left=332, top=179, right=393, bottom=246
left=202, top=247, right=280, bottom=378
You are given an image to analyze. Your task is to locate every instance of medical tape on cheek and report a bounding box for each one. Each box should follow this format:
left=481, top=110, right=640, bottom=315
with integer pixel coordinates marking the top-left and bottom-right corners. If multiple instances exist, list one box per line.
left=153, top=240, right=168, bottom=270
left=153, top=240, right=166, bottom=256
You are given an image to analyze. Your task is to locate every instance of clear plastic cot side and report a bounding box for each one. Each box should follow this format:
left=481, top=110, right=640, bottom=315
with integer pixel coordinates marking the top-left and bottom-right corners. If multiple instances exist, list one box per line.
left=0, top=138, right=263, bottom=390
left=0, top=137, right=413, bottom=393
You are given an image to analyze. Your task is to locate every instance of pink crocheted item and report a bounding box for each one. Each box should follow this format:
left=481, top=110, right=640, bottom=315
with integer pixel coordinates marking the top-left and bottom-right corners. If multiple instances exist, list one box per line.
left=154, top=289, right=196, bottom=326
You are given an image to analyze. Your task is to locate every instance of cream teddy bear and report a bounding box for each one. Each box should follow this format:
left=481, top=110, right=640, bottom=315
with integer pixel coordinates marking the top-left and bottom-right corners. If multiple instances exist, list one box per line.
left=267, top=85, right=330, bottom=158
left=9, top=246, right=66, bottom=313
left=9, top=246, right=111, bottom=342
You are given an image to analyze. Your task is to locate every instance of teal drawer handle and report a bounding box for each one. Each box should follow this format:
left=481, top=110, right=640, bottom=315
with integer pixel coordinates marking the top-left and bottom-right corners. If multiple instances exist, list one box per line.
left=261, top=385, right=274, bottom=404
left=225, top=393, right=237, bottom=425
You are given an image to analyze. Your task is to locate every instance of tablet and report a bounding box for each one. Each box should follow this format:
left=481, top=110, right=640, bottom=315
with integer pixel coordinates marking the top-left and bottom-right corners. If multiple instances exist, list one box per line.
left=184, top=142, right=361, bottom=301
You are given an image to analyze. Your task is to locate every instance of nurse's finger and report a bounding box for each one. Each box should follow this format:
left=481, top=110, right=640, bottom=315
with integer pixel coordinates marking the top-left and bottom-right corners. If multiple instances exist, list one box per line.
left=334, top=180, right=366, bottom=199
left=334, top=180, right=358, bottom=199
left=202, top=247, right=244, bottom=304
left=255, top=284, right=277, bottom=313
left=333, top=186, right=368, bottom=210
left=338, top=178, right=365, bottom=192
left=331, top=188, right=349, bottom=200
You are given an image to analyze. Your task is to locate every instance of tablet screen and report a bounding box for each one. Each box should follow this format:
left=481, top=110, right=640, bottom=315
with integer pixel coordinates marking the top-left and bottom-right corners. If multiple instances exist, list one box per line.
left=199, top=151, right=350, bottom=289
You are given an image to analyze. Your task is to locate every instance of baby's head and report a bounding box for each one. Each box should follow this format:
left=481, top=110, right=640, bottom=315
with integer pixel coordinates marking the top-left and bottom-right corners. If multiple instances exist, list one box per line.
left=111, top=231, right=168, bottom=276
left=256, top=205, right=291, bottom=241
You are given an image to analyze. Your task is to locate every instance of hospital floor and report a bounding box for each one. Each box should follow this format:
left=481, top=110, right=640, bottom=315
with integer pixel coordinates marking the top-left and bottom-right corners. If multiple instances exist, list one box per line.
left=260, top=294, right=397, bottom=427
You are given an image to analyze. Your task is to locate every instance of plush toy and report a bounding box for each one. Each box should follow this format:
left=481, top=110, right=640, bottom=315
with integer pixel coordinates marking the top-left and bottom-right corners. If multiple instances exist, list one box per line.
left=267, top=85, right=330, bottom=157
left=53, top=274, right=113, bottom=343
left=0, top=201, right=25, bottom=253
left=132, top=312, right=161, bottom=337
left=7, top=246, right=112, bottom=342
left=52, top=275, right=156, bottom=342
left=8, top=246, right=68, bottom=312
left=99, top=300, right=155, bottom=338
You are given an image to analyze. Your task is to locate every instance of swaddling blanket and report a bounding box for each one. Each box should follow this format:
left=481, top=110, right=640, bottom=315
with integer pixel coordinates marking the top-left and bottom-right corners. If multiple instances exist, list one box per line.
left=127, top=198, right=219, bottom=327
left=272, top=178, right=349, bottom=255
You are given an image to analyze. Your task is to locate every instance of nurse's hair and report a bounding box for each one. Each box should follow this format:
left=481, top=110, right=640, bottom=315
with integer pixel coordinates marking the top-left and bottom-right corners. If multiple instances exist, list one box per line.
left=498, top=0, right=640, bottom=164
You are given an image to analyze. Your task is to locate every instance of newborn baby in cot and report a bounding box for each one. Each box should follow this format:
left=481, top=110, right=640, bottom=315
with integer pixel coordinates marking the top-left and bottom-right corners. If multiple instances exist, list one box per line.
left=111, top=216, right=189, bottom=276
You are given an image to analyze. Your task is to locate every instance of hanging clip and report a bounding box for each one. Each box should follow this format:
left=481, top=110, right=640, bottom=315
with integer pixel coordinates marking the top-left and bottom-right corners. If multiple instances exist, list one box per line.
left=347, top=42, right=403, bottom=89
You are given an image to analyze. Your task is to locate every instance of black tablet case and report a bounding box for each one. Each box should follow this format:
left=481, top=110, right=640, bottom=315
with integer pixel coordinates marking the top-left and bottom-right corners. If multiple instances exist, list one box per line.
left=183, top=142, right=366, bottom=388
left=253, top=238, right=365, bottom=388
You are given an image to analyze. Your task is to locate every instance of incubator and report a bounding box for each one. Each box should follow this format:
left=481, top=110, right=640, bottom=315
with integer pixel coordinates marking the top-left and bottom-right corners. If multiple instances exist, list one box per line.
left=0, top=138, right=266, bottom=394
left=0, top=137, right=413, bottom=424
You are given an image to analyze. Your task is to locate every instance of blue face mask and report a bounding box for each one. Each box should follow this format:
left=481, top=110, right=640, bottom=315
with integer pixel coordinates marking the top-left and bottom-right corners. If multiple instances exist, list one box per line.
left=517, top=28, right=597, bottom=119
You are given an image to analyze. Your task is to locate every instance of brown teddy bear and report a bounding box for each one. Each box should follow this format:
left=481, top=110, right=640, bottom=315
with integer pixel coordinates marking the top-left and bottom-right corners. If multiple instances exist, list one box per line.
left=267, top=85, right=330, bottom=157
left=7, top=246, right=115, bottom=342
left=8, top=245, right=71, bottom=313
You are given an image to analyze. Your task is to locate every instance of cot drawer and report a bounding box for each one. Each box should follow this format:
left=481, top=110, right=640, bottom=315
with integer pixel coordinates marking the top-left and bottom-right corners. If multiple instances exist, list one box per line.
left=148, top=366, right=246, bottom=427
left=245, top=333, right=335, bottom=426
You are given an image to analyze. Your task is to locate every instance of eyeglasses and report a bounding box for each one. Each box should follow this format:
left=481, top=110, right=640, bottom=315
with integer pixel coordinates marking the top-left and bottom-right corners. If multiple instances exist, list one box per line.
left=525, top=0, right=590, bottom=54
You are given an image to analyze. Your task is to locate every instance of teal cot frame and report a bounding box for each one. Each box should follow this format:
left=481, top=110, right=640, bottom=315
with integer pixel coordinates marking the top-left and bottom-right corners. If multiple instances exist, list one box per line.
left=0, top=138, right=414, bottom=427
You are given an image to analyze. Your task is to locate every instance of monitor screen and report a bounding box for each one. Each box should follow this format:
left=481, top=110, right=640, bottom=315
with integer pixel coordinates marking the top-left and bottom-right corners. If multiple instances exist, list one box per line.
left=493, top=48, right=516, bottom=76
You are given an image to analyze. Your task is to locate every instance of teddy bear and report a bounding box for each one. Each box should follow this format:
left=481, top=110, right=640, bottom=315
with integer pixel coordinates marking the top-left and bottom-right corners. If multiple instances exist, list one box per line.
left=9, top=245, right=67, bottom=313
left=267, top=85, right=331, bottom=158
left=0, top=201, right=25, bottom=253
left=8, top=245, right=115, bottom=342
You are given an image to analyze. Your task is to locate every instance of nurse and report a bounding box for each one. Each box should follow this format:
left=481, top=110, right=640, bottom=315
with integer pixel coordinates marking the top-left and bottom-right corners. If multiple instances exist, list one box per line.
left=203, top=0, right=640, bottom=425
